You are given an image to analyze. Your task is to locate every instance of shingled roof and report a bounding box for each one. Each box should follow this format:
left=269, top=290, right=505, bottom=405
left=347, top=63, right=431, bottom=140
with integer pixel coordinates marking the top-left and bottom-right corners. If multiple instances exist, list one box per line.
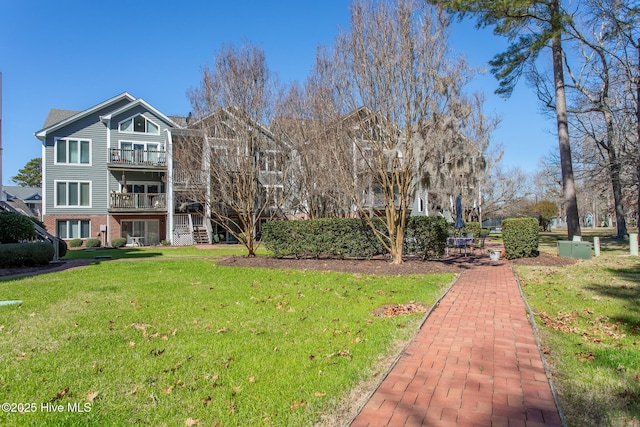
left=41, top=109, right=79, bottom=129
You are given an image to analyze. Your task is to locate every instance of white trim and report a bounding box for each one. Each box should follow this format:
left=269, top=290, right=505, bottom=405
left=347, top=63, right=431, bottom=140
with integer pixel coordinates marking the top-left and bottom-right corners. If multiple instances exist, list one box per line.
left=41, top=143, right=47, bottom=215
left=53, top=180, right=92, bottom=208
left=56, top=219, right=91, bottom=239
left=100, top=98, right=180, bottom=129
left=53, top=137, right=92, bottom=166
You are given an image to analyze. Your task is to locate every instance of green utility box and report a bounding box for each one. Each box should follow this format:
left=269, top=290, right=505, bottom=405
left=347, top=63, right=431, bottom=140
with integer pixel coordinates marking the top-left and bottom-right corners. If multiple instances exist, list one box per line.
left=557, top=241, right=592, bottom=260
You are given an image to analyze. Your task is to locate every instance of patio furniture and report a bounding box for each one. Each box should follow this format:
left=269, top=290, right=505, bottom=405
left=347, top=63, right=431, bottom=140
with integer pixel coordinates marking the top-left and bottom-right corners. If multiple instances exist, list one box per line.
left=446, top=237, right=474, bottom=256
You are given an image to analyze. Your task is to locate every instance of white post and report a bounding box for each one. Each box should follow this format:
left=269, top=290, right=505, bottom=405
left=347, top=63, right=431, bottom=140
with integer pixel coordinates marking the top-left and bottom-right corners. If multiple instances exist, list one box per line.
left=630, top=233, right=639, bottom=256
left=593, top=236, right=600, bottom=257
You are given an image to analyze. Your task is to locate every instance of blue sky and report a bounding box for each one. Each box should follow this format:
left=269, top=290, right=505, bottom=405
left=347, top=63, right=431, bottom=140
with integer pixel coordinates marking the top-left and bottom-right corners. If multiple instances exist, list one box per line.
left=0, top=0, right=555, bottom=186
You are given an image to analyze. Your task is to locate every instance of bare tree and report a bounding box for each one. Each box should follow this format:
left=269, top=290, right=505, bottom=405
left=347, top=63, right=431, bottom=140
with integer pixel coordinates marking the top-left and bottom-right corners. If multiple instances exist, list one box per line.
left=272, top=49, right=352, bottom=218
left=179, top=43, right=287, bottom=256
left=326, top=0, right=487, bottom=264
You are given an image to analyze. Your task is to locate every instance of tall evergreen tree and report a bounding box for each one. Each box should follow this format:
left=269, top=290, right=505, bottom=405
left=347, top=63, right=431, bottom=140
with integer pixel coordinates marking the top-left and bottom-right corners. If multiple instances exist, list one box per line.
left=12, top=157, right=42, bottom=187
left=434, top=0, right=582, bottom=239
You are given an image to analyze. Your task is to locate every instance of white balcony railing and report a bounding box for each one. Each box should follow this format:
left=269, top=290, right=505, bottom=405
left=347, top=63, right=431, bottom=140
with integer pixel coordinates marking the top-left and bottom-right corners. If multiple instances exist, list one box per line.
left=110, top=193, right=166, bottom=210
left=109, top=148, right=166, bottom=167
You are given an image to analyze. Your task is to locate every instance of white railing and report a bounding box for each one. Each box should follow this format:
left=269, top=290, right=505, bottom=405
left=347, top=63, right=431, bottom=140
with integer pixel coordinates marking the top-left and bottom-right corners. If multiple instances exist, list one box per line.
left=110, top=193, right=166, bottom=210
left=109, top=148, right=166, bottom=167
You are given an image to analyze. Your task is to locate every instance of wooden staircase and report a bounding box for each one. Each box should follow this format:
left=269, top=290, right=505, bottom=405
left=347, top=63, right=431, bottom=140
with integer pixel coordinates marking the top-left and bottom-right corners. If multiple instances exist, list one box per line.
left=193, top=227, right=209, bottom=244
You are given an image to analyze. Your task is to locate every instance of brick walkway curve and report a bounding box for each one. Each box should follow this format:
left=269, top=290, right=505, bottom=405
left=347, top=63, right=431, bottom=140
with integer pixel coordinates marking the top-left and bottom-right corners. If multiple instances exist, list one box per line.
left=350, top=261, right=563, bottom=427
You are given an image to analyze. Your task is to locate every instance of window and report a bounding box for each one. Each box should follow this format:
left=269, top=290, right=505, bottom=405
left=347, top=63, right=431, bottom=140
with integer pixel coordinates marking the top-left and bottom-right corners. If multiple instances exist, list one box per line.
left=263, top=185, right=283, bottom=206
left=57, top=220, right=90, bottom=239
left=55, top=139, right=91, bottom=164
left=119, top=141, right=162, bottom=164
left=55, top=181, right=91, bottom=207
left=418, top=197, right=424, bottom=213
left=259, top=150, right=282, bottom=172
left=119, top=114, right=160, bottom=134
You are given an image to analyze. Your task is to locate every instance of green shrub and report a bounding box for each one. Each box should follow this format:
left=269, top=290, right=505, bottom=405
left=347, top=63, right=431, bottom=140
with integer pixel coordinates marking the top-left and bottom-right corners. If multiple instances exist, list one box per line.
left=461, top=222, right=481, bottom=244
left=262, top=217, right=448, bottom=260
left=0, top=211, right=37, bottom=243
left=68, top=238, right=83, bottom=248
left=0, top=242, right=55, bottom=268
left=405, top=216, right=448, bottom=258
left=161, top=239, right=170, bottom=246
left=502, top=217, right=539, bottom=259
left=57, top=238, right=68, bottom=258
left=85, top=238, right=101, bottom=248
left=262, top=218, right=386, bottom=259
left=111, top=237, right=127, bottom=248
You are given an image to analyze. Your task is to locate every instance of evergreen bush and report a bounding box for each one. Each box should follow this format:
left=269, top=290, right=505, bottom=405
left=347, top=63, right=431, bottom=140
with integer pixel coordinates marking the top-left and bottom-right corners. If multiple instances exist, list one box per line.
left=262, top=217, right=446, bottom=259
left=0, top=242, right=54, bottom=268
left=0, top=211, right=37, bottom=243
left=111, top=237, right=127, bottom=248
left=502, top=217, right=539, bottom=259
left=85, top=238, right=101, bottom=248
left=68, top=238, right=83, bottom=248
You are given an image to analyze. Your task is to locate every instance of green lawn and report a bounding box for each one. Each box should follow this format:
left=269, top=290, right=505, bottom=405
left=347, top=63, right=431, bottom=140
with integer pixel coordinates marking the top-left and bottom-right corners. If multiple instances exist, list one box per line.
left=515, top=229, right=640, bottom=426
left=0, top=257, right=453, bottom=426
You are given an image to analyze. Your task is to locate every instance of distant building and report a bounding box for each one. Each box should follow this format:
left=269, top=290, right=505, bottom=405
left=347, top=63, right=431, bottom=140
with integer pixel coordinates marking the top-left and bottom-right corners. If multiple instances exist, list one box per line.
left=1, top=185, right=42, bottom=219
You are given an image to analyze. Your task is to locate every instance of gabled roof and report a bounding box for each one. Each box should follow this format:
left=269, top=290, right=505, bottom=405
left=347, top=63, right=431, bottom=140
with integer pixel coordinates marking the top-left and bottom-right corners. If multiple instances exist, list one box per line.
left=35, top=92, right=137, bottom=140
left=2, top=186, right=42, bottom=201
left=42, top=109, right=79, bottom=129
left=99, top=98, right=182, bottom=129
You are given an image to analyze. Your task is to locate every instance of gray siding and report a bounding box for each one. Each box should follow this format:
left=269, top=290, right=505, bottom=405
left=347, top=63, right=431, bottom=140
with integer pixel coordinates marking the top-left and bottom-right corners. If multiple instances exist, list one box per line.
left=44, top=112, right=109, bottom=215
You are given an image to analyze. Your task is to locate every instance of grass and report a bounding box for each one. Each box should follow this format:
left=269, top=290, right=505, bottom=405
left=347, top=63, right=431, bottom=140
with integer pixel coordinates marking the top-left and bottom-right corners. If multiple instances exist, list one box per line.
left=514, top=229, right=640, bottom=426
left=0, top=258, right=453, bottom=426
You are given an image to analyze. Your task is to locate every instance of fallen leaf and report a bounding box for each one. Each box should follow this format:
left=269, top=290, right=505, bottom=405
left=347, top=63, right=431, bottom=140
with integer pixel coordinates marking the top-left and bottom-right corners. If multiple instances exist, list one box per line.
left=202, top=396, right=212, bottom=405
left=51, top=387, right=69, bottom=403
left=248, top=377, right=256, bottom=383
left=185, top=417, right=199, bottom=426
left=129, top=341, right=135, bottom=348
left=86, top=391, right=99, bottom=402
left=290, top=400, right=307, bottom=410
left=314, top=391, right=326, bottom=397
left=163, top=386, right=173, bottom=394
left=126, top=385, right=139, bottom=395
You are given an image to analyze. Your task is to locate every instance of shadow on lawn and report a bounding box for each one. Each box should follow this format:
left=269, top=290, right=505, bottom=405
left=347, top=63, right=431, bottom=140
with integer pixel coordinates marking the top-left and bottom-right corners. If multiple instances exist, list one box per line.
left=584, top=262, right=640, bottom=336
left=63, top=247, right=165, bottom=261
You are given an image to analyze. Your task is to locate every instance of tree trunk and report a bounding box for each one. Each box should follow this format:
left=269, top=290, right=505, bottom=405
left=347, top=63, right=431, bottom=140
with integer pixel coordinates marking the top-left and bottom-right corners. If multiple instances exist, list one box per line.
left=551, top=1, right=581, bottom=239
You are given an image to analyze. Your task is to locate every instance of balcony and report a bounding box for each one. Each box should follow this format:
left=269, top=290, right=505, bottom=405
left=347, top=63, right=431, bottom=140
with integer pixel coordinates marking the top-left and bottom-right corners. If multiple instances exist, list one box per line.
left=173, top=169, right=207, bottom=190
left=108, top=148, right=167, bottom=169
left=109, top=192, right=167, bottom=213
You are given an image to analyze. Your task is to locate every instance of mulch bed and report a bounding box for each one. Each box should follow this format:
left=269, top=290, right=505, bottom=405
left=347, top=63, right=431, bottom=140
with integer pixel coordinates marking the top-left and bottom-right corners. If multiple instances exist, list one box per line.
left=0, top=250, right=576, bottom=280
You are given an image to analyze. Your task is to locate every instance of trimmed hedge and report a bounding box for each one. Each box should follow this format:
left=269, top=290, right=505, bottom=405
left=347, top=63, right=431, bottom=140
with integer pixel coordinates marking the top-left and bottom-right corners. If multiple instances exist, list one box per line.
left=262, top=217, right=448, bottom=259
left=262, top=218, right=385, bottom=259
left=85, top=238, right=101, bottom=248
left=0, top=211, right=37, bottom=243
left=0, top=242, right=55, bottom=268
left=502, top=217, right=539, bottom=259
left=111, top=237, right=127, bottom=248
left=405, top=216, right=449, bottom=259
left=68, top=238, right=83, bottom=248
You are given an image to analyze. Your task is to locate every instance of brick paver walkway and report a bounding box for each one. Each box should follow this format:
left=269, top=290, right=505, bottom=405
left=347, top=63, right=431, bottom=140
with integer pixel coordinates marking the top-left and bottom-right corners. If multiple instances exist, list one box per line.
left=351, top=262, right=563, bottom=427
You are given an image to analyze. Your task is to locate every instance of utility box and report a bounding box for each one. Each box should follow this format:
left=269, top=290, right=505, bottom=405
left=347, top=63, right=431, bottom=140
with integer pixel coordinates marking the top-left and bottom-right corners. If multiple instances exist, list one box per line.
left=557, top=241, right=592, bottom=260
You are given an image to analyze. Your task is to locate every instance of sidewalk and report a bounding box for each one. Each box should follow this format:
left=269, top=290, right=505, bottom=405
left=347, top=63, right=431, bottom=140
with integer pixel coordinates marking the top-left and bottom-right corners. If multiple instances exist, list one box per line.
left=350, top=261, right=563, bottom=427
